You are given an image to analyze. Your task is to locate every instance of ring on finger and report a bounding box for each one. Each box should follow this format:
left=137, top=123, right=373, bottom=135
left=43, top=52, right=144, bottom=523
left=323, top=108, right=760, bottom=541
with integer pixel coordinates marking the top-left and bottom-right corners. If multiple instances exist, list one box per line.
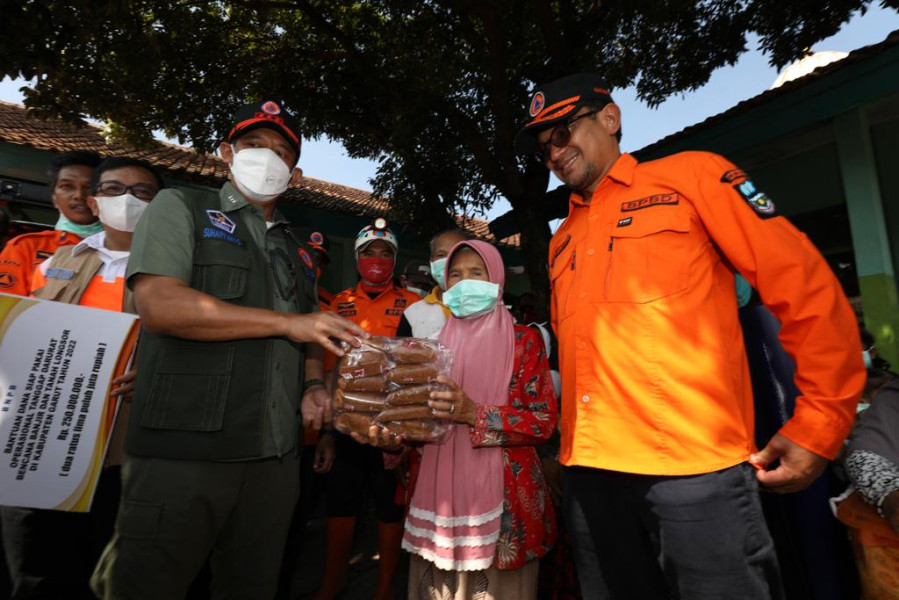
left=450, top=404, right=455, bottom=414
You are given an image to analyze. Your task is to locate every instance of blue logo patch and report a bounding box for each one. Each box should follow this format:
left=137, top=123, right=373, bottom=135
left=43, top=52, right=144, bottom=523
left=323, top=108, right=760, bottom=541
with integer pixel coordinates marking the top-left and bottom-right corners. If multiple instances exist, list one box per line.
left=45, top=268, right=76, bottom=280
left=202, top=227, right=243, bottom=246
left=206, top=210, right=236, bottom=234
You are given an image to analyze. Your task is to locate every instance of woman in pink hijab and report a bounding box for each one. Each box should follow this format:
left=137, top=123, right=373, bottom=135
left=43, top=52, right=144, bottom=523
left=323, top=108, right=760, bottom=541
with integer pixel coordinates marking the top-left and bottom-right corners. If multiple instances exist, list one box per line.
left=397, top=240, right=558, bottom=599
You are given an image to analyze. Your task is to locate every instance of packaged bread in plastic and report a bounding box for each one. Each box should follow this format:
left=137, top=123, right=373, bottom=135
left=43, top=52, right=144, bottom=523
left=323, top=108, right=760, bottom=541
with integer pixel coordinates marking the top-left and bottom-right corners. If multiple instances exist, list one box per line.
left=332, top=336, right=453, bottom=442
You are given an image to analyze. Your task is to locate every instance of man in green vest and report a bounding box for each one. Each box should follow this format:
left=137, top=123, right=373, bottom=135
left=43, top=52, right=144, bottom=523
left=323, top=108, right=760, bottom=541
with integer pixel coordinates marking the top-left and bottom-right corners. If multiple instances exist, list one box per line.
left=92, top=101, right=365, bottom=599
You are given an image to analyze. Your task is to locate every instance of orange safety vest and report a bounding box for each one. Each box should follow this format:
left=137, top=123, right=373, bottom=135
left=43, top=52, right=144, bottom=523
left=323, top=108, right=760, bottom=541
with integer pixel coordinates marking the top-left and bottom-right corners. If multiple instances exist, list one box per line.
left=323, top=283, right=420, bottom=372
left=0, top=230, right=82, bottom=296
left=550, top=151, right=864, bottom=476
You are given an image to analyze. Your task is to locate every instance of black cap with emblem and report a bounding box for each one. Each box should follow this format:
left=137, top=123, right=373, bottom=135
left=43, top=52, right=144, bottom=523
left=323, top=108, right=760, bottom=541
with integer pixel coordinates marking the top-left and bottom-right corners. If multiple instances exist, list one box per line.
left=514, top=73, right=614, bottom=156
left=227, top=100, right=302, bottom=157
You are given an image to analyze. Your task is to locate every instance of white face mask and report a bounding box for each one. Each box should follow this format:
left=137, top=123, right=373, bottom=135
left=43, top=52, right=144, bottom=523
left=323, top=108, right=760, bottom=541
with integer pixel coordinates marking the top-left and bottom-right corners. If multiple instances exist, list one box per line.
left=229, top=146, right=291, bottom=203
left=95, top=194, right=149, bottom=233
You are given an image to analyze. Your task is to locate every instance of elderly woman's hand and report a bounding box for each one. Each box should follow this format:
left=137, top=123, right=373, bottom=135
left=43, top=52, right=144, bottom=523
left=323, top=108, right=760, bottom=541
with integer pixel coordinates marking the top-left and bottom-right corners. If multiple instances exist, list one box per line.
left=428, top=375, right=477, bottom=426
left=349, top=424, right=406, bottom=452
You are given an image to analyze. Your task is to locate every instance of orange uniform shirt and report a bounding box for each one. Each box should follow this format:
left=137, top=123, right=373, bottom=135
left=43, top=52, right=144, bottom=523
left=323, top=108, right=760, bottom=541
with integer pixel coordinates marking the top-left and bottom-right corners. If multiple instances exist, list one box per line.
left=0, top=230, right=82, bottom=296
left=550, top=152, right=864, bottom=476
left=323, top=283, right=420, bottom=372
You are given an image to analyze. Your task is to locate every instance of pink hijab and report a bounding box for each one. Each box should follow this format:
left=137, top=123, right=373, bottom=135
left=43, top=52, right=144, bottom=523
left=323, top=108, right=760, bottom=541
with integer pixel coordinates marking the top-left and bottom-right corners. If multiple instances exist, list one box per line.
left=402, top=240, right=515, bottom=571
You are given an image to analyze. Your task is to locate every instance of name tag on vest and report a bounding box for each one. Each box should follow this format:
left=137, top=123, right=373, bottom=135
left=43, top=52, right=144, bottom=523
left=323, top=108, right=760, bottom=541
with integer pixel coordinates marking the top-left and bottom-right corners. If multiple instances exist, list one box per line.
left=46, top=268, right=76, bottom=280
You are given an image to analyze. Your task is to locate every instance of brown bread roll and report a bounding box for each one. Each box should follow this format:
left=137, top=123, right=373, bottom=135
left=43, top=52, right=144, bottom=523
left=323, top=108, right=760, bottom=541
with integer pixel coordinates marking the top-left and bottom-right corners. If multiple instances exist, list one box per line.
left=334, top=389, right=388, bottom=411
left=381, top=420, right=435, bottom=441
left=388, top=340, right=439, bottom=364
left=387, top=363, right=440, bottom=385
left=386, top=385, right=434, bottom=406
left=361, top=336, right=393, bottom=352
left=377, top=405, right=434, bottom=421
left=337, top=375, right=390, bottom=392
left=338, top=361, right=389, bottom=379
left=347, top=349, right=389, bottom=366
left=334, top=411, right=377, bottom=437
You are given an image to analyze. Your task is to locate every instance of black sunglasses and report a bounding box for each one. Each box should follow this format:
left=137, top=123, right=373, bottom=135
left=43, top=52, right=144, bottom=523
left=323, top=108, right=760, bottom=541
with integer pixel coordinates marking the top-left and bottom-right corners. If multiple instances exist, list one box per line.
left=95, top=180, right=159, bottom=201
left=533, top=107, right=603, bottom=163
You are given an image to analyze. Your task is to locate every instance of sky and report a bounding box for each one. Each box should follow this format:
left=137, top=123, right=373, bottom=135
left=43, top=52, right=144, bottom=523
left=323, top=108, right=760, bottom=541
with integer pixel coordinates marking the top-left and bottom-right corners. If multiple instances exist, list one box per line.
left=1, top=5, right=897, bottom=223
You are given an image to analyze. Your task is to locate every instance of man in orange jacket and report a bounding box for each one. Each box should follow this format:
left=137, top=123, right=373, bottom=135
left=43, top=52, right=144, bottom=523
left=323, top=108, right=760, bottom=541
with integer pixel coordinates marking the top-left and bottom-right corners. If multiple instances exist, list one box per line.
left=0, top=151, right=103, bottom=295
left=514, top=73, right=865, bottom=599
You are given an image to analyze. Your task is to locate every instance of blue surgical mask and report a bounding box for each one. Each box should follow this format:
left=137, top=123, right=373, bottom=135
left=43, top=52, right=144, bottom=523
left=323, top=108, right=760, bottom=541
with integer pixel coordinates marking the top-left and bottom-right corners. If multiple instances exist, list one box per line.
left=55, top=214, right=104, bottom=238
left=430, top=258, right=447, bottom=290
left=735, top=274, right=753, bottom=308
left=863, top=350, right=873, bottom=370
left=443, top=279, right=500, bottom=318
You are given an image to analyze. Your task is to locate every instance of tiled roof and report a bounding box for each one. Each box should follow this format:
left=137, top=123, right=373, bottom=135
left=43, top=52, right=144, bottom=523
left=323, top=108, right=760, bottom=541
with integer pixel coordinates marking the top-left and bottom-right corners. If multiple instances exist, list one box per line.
left=0, top=100, right=517, bottom=246
left=635, top=29, right=899, bottom=157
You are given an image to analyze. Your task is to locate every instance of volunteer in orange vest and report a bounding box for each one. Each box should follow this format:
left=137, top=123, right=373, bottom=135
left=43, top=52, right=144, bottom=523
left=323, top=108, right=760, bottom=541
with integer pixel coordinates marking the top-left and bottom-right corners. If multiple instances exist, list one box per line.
left=0, top=150, right=103, bottom=295
left=513, top=73, right=865, bottom=599
left=318, top=220, right=419, bottom=600
left=0, top=156, right=162, bottom=599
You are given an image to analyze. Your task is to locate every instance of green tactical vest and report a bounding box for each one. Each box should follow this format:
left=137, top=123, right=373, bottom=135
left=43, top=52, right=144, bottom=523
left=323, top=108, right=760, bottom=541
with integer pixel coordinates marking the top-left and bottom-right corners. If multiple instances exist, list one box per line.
left=125, top=187, right=317, bottom=460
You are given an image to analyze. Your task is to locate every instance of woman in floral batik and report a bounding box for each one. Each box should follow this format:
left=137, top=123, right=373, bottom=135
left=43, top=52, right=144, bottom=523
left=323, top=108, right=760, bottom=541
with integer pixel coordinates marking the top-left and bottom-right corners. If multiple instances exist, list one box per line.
left=376, top=240, right=558, bottom=600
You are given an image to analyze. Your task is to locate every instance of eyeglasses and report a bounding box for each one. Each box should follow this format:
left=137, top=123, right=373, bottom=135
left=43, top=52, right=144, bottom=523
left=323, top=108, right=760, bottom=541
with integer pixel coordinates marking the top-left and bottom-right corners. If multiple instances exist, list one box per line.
left=95, top=180, right=158, bottom=201
left=533, top=107, right=603, bottom=163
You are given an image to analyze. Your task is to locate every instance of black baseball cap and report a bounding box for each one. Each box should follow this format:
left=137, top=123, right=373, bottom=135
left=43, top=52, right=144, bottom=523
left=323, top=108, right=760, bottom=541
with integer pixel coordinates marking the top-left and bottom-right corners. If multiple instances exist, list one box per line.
left=402, top=260, right=435, bottom=288
left=227, top=100, right=302, bottom=157
left=513, top=73, right=614, bottom=155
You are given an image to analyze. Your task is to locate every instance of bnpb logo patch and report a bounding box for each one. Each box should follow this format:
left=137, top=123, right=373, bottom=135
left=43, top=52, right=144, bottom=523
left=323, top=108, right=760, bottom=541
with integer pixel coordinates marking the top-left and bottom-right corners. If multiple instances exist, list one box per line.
left=310, top=232, right=324, bottom=245
left=529, top=92, right=545, bottom=117
left=298, top=248, right=314, bottom=269
left=261, top=101, right=281, bottom=115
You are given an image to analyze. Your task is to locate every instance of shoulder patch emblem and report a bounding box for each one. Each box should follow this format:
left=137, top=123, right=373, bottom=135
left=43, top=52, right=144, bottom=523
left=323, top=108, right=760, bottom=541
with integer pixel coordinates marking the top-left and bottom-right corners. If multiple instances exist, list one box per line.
left=621, top=193, right=679, bottom=212
left=206, top=210, right=236, bottom=234
left=735, top=179, right=776, bottom=217
left=298, top=248, right=314, bottom=269
left=0, top=273, right=16, bottom=289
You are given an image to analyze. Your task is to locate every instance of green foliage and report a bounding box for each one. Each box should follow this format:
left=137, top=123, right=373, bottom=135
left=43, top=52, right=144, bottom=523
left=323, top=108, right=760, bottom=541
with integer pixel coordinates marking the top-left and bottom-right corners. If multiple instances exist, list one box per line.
left=0, top=0, right=886, bottom=292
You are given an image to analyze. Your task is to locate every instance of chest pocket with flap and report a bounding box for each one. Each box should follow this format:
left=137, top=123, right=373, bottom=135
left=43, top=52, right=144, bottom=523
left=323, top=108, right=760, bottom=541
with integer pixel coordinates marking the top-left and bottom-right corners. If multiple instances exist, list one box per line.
left=597, top=209, right=693, bottom=304
left=192, top=240, right=249, bottom=300
left=549, top=234, right=577, bottom=322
